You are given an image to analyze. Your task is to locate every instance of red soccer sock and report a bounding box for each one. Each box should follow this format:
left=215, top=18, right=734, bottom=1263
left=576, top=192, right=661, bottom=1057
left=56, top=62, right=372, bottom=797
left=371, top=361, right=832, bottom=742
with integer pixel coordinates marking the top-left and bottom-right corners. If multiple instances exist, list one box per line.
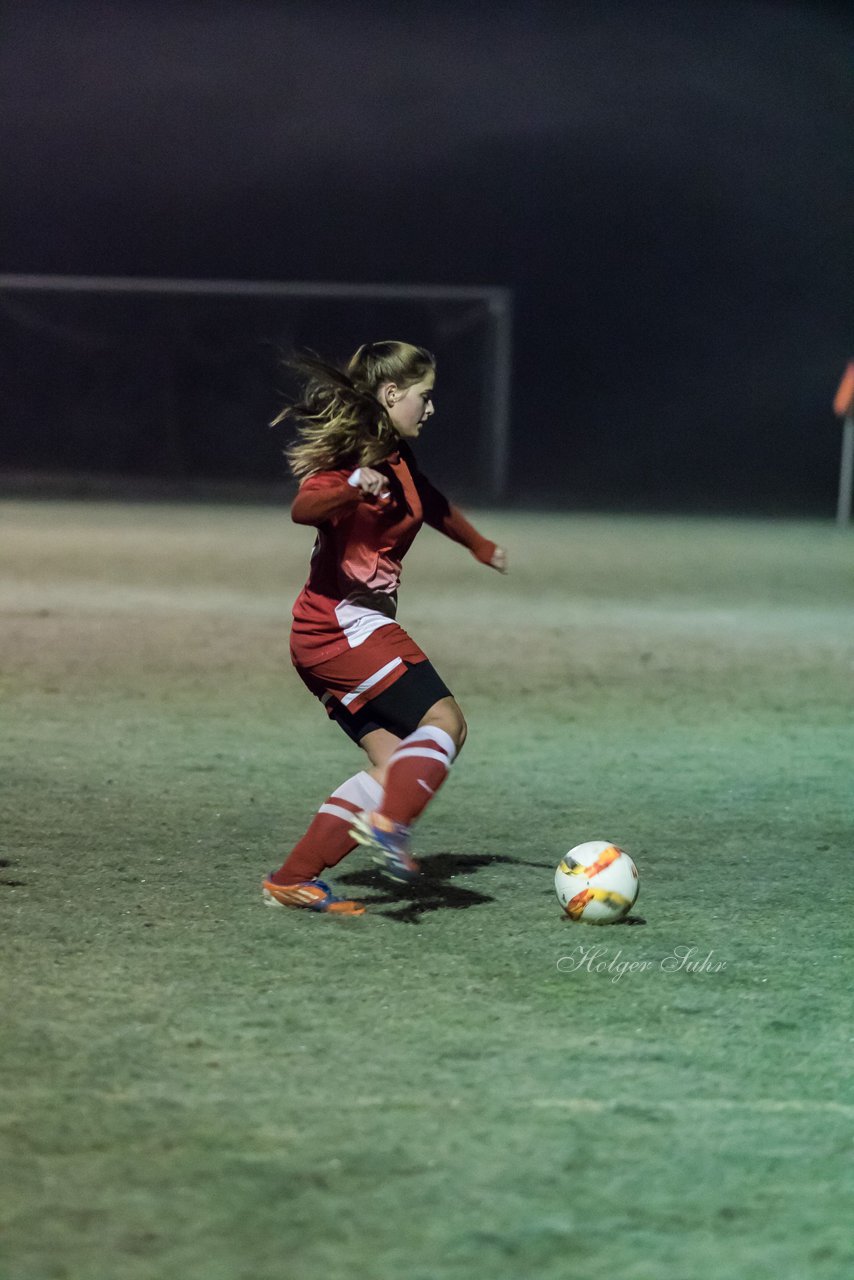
left=378, top=726, right=457, bottom=827
left=269, top=770, right=383, bottom=884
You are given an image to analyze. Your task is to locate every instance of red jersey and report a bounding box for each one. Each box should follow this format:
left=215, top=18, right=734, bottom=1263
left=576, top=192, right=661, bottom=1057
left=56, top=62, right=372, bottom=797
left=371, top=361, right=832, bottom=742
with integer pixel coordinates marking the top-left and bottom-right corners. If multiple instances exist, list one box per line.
left=290, top=444, right=496, bottom=667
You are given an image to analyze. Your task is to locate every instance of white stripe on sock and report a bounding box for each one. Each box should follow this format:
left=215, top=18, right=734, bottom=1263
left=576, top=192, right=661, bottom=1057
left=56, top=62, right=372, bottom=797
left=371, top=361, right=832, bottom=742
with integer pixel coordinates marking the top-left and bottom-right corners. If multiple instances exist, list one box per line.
left=387, top=747, right=451, bottom=766
left=332, top=771, right=383, bottom=811
left=318, top=802, right=359, bottom=823
left=355, top=771, right=383, bottom=810
left=401, top=724, right=457, bottom=762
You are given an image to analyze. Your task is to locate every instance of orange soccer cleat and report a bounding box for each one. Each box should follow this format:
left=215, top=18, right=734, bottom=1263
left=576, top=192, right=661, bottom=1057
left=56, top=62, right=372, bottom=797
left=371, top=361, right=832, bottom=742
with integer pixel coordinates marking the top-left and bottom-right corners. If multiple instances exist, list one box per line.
left=262, top=878, right=366, bottom=916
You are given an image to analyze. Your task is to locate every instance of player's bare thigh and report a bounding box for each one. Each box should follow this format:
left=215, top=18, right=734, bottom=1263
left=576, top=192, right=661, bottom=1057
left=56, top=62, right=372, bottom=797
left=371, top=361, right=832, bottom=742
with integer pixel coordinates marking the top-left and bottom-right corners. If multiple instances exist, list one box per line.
left=360, top=695, right=467, bottom=785
left=360, top=727, right=401, bottom=784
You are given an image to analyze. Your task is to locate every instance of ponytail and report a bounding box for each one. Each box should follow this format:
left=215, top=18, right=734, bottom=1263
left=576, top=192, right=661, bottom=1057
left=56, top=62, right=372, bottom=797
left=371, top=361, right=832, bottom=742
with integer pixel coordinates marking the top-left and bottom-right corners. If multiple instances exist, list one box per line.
left=274, top=341, right=435, bottom=479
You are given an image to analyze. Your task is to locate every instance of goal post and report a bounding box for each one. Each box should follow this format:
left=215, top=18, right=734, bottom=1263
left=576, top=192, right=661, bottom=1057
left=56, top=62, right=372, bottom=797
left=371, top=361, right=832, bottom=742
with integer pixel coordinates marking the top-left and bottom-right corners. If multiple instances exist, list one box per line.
left=833, top=359, right=854, bottom=528
left=0, top=273, right=513, bottom=502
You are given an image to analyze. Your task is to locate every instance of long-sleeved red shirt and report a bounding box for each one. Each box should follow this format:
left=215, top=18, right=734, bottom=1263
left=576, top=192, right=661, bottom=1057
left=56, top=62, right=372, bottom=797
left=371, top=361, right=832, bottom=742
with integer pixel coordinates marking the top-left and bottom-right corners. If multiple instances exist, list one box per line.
left=290, top=444, right=496, bottom=665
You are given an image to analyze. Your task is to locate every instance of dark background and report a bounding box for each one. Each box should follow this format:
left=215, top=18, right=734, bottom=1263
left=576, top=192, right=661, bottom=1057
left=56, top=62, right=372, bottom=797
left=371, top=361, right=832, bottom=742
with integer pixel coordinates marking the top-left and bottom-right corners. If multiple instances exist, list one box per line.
left=2, top=0, right=853, bottom=511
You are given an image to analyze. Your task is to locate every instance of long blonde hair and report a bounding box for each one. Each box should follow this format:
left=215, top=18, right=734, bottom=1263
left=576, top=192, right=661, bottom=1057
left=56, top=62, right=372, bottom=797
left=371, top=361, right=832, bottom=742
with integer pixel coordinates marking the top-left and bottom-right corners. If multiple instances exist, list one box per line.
left=274, top=341, right=435, bottom=479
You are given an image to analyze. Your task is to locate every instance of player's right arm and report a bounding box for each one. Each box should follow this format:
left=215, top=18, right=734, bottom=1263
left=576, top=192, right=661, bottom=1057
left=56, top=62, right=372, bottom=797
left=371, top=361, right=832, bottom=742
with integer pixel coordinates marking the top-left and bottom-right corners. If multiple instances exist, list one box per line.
left=291, top=468, right=390, bottom=526
left=403, top=451, right=507, bottom=572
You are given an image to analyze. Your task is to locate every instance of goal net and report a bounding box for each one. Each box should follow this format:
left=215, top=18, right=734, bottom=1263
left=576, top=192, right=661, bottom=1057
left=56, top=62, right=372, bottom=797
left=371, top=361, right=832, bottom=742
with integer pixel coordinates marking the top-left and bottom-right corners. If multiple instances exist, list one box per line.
left=0, top=275, right=512, bottom=502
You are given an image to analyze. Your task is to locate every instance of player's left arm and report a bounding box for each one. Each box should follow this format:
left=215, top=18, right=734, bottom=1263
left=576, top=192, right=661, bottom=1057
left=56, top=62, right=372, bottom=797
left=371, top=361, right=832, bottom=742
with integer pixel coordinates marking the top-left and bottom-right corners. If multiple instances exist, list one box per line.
left=410, top=460, right=507, bottom=573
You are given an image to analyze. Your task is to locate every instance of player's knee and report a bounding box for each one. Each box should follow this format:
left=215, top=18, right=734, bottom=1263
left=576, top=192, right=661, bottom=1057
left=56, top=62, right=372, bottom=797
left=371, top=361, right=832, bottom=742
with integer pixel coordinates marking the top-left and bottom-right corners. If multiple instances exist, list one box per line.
left=420, top=698, right=467, bottom=755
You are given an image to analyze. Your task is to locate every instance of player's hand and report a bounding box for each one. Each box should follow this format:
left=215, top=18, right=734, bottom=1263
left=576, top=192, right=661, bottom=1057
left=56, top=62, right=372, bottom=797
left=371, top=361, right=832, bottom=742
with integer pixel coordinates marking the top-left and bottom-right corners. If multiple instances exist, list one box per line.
left=489, top=545, right=508, bottom=573
left=349, top=467, right=391, bottom=503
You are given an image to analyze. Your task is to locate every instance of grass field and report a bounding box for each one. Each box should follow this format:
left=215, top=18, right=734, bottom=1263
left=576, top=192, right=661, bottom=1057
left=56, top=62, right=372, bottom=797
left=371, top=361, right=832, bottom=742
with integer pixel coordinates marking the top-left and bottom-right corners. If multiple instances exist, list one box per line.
left=1, top=498, right=852, bottom=1280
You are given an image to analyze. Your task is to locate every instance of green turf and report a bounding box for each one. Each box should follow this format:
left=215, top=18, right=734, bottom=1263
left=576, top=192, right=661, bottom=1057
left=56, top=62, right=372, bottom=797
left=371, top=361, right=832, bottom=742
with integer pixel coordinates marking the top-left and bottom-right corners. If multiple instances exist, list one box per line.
left=1, top=500, right=852, bottom=1280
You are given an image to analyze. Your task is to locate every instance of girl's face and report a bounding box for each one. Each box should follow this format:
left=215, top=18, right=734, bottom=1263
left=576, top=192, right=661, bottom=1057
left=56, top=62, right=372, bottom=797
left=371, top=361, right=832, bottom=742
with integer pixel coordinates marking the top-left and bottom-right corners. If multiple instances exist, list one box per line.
left=382, top=371, right=436, bottom=440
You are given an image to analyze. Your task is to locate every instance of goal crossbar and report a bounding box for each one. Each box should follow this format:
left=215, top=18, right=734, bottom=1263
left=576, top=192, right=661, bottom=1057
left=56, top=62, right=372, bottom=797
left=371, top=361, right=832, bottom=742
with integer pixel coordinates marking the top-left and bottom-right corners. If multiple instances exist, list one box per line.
left=0, top=273, right=513, bottom=500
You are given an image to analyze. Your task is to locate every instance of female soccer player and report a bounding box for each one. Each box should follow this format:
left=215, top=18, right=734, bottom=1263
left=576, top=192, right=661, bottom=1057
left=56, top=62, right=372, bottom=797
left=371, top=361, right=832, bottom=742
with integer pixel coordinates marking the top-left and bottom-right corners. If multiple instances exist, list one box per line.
left=262, top=340, right=507, bottom=915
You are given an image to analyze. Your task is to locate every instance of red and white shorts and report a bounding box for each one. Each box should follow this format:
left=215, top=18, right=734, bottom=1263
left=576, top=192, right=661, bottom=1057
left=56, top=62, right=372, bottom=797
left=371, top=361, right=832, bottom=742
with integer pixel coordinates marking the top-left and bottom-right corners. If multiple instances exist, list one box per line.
left=291, top=623, right=451, bottom=743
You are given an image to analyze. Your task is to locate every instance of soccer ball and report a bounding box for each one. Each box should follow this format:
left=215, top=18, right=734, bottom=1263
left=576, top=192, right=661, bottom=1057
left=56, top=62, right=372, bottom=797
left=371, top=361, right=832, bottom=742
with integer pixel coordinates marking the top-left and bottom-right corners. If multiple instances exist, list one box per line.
left=555, top=841, right=639, bottom=924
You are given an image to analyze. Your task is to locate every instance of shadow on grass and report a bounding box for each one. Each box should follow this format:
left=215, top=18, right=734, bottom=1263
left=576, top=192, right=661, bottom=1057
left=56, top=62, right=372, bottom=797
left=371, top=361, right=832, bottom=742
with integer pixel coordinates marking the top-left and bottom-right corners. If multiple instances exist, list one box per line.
left=338, top=853, right=551, bottom=924
left=0, top=857, right=26, bottom=887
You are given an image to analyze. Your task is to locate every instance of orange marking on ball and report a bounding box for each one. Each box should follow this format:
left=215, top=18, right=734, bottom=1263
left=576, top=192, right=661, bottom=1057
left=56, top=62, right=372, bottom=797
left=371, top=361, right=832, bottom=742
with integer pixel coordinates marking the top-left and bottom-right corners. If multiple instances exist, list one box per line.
left=583, top=845, right=622, bottom=878
left=566, top=888, right=593, bottom=919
